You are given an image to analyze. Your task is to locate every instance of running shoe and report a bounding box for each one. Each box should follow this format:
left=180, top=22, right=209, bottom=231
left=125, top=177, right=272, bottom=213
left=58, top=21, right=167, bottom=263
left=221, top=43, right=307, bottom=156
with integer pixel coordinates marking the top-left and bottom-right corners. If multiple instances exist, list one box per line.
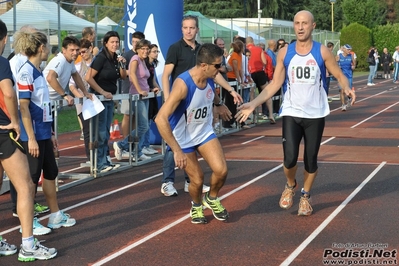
left=298, top=196, right=313, bottom=216
left=279, top=180, right=297, bottom=209
left=190, top=203, right=207, bottom=224
left=161, top=182, right=178, bottom=196
left=34, top=203, right=49, bottom=214
left=341, top=104, right=347, bottom=111
left=202, top=192, right=229, bottom=221
left=0, top=236, right=17, bottom=256
left=184, top=181, right=210, bottom=193
left=47, top=211, right=76, bottom=229
left=100, top=165, right=113, bottom=173
left=142, top=147, right=158, bottom=155
left=18, top=238, right=57, bottom=261
left=19, top=217, right=52, bottom=236
left=113, top=142, right=122, bottom=160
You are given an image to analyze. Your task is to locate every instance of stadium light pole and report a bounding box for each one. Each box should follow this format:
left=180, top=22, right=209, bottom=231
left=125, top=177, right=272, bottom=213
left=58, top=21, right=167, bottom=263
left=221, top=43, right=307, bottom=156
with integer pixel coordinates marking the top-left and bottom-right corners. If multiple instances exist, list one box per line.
left=330, top=0, right=336, bottom=32
left=257, top=0, right=261, bottom=43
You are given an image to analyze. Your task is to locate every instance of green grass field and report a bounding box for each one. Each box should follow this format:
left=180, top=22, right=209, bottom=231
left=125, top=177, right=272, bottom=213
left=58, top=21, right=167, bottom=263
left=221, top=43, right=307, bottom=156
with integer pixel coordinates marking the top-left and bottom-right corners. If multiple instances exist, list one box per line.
left=57, top=107, right=123, bottom=134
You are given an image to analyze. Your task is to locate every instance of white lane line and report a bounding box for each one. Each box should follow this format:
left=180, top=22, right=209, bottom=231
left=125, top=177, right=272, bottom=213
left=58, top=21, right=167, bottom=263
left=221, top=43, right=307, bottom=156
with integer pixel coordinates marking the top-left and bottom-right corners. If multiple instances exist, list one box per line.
left=321, top=137, right=335, bottom=145
left=91, top=163, right=284, bottom=266
left=279, top=161, right=386, bottom=266
left=59, top=144, right=84, bottom=151
left=351, top=101, right=399, bottom=128
left=241, top=135, right=265, bottom=145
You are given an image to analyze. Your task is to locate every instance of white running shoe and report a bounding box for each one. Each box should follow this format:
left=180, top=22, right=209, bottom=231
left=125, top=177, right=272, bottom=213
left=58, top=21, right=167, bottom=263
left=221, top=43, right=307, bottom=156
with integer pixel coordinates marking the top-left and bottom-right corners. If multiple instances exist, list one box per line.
left=0, top=236, right=17, bottom=256
left=367, top=83, right=373, bottom=86
left=47, top=211, right=76, bottom=229
left=18, top=238, right=57, bottom=261
left=142, top=147, right=158, bottom=155
left=33, top=217, right=51, bottom=236
left=184, top=181, right=210, bottom=193
left=139, top=154, right=151, bottom=160
left=161, top=182, right=178, bottom=196
left=113, top=142, right=122, bottom=160
left=341, top=104, right=347, bottom=111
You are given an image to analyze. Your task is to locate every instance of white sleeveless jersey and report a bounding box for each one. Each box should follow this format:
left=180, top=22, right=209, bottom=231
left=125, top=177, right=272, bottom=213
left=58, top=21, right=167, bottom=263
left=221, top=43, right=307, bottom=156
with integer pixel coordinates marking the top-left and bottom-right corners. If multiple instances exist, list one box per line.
left=280, top=41, right=329, bottom=118
left=169, top=71, right=215, bottom=149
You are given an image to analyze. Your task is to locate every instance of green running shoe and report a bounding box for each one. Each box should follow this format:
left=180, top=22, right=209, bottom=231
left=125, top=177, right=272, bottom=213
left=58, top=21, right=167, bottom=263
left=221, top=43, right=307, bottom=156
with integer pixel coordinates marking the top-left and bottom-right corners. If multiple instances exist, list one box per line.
left=34, top=203, right=49, bottom=214
left=202, top=192, right=229, bottom=221
left=190, top=203, right=207, bottom=224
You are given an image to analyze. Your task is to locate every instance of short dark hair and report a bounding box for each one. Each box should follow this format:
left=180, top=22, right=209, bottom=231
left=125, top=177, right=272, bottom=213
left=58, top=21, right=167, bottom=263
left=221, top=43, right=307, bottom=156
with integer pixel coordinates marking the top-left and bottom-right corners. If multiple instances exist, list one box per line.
left=327, top=42, right=334, bottom=48
left=62, top=36, right=80, bottom=49
left=196, top=43, right=224, bottom=65
left=132, top=31, right=145, bottom=40
left=182, top=15, right=199, bottom=28
left=0, top=19, right=7, bottom=41
left=214, top=37, right=224, bottom=45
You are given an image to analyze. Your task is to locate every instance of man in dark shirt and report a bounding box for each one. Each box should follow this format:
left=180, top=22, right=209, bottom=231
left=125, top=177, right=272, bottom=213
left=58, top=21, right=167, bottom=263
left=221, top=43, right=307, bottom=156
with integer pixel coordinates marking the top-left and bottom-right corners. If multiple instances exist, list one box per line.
left=160, top=15, right=241, bottom=197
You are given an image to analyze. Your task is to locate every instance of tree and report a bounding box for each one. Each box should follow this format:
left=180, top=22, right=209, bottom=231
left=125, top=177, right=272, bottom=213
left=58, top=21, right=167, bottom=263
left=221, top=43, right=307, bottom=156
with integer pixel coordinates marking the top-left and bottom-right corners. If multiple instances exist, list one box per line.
left=341, top=0, right=386, bottom=28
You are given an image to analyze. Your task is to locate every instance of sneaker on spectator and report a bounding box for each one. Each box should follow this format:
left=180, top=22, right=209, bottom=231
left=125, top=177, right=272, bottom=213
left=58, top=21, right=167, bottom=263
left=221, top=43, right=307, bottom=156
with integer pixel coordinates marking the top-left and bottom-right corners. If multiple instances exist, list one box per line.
left=20, top=217, right=51, bottom=236
left=367, top=83, right=374, bottom=86
left=0, top=236, right=17, bottom=256
left=184, top=181, right=210, bottom=193
left=110, top=163, right=120, bottom=170
left=100, top=165, right=113, bottom=173
left=161, top=182, right=178, bottom=196
left=34, top=203, right=49, bottom=214
left=279, top=180, right=297, bottom=209
left=190, top=203, right=207, bottom=224
left=202, top=192, right=229, bottom=221
left=142, top=147, right=158, bottom=155
left=139, top=154, right=151, bottom=160
left=47, top=211, right=76, bottom=229
left=121, top=150, right=131, bottom=159
left=113, top=142, right=122, bottom=160
left=18, top=238, right=57, bottom=261
left=298, top=195, right=313, bottom=216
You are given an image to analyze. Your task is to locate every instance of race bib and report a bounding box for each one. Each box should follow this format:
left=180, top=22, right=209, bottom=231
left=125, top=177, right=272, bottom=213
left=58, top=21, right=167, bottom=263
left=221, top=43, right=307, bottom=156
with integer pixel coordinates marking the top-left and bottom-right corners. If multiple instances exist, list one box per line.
left=42, top=101, right=53, bottom=122
left=290, top=65, right=318, bottom=84
left=186, top=105, right=210, bottom=124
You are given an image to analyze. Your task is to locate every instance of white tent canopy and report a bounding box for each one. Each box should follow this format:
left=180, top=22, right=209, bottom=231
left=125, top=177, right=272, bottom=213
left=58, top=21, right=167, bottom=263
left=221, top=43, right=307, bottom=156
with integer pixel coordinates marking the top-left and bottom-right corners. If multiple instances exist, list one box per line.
left=0, top=0, right=110, bottom=34
left=98, top=16, right=118, bottom=27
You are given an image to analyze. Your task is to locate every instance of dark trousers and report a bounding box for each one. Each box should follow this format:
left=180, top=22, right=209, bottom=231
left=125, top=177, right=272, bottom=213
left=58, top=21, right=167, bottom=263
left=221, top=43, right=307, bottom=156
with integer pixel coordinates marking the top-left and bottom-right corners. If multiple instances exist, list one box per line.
left=223, top=78, right=237, bottom=127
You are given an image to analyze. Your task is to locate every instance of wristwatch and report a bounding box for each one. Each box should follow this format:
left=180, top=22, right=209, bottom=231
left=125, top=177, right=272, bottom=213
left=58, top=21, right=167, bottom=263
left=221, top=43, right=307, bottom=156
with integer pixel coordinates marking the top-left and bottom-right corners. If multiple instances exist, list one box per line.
left=215, top=100, right=224, bottom=106
left=62, top=93, right=68, bottom=98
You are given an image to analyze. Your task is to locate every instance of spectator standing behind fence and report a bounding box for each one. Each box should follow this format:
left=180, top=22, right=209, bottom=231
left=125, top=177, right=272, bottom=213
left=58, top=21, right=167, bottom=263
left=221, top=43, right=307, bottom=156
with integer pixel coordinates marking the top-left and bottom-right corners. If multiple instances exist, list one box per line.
left=380, top=48, right=392, bottom=79
left=44, top=36, right=90, bottom=106
left=0, top=20, right=57, bottom=261
left=367, top=46, right=376, bottom=86
left=236, top=10, right=356, bottom=216
left=121, top=31, right=145, bottom=139
left=155, top=43, right=231, bottom=224
left=69, top=39, right=94, bottom=160
left=142, top=43, right=161, bottom=155
left=225, top=40, right=244, bottom=128
left=113, top=39, right=153, bottom=162
left=85, top=31, right=127, bottom=173
left=16, top=31, right=78, bottom=241
left=75, top=27, right=99, bottom=64
left=246, top=37, right=275, bottom=124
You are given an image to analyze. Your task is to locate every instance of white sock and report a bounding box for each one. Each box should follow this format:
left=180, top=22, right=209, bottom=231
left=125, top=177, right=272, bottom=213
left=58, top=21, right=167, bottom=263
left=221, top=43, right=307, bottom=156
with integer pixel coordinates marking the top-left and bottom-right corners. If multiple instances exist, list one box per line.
left=50, top=210, right=62, bottom=218
left=22, top=236, right=34, bottom=250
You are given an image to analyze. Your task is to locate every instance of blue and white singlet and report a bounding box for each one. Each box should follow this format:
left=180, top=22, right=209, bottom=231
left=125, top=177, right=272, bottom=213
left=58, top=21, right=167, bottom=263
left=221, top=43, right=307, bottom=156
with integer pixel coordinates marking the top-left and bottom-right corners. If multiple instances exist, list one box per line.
left=169, top=71, right=215, bottom=150
left=280, top=41, right=329, bottom=118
